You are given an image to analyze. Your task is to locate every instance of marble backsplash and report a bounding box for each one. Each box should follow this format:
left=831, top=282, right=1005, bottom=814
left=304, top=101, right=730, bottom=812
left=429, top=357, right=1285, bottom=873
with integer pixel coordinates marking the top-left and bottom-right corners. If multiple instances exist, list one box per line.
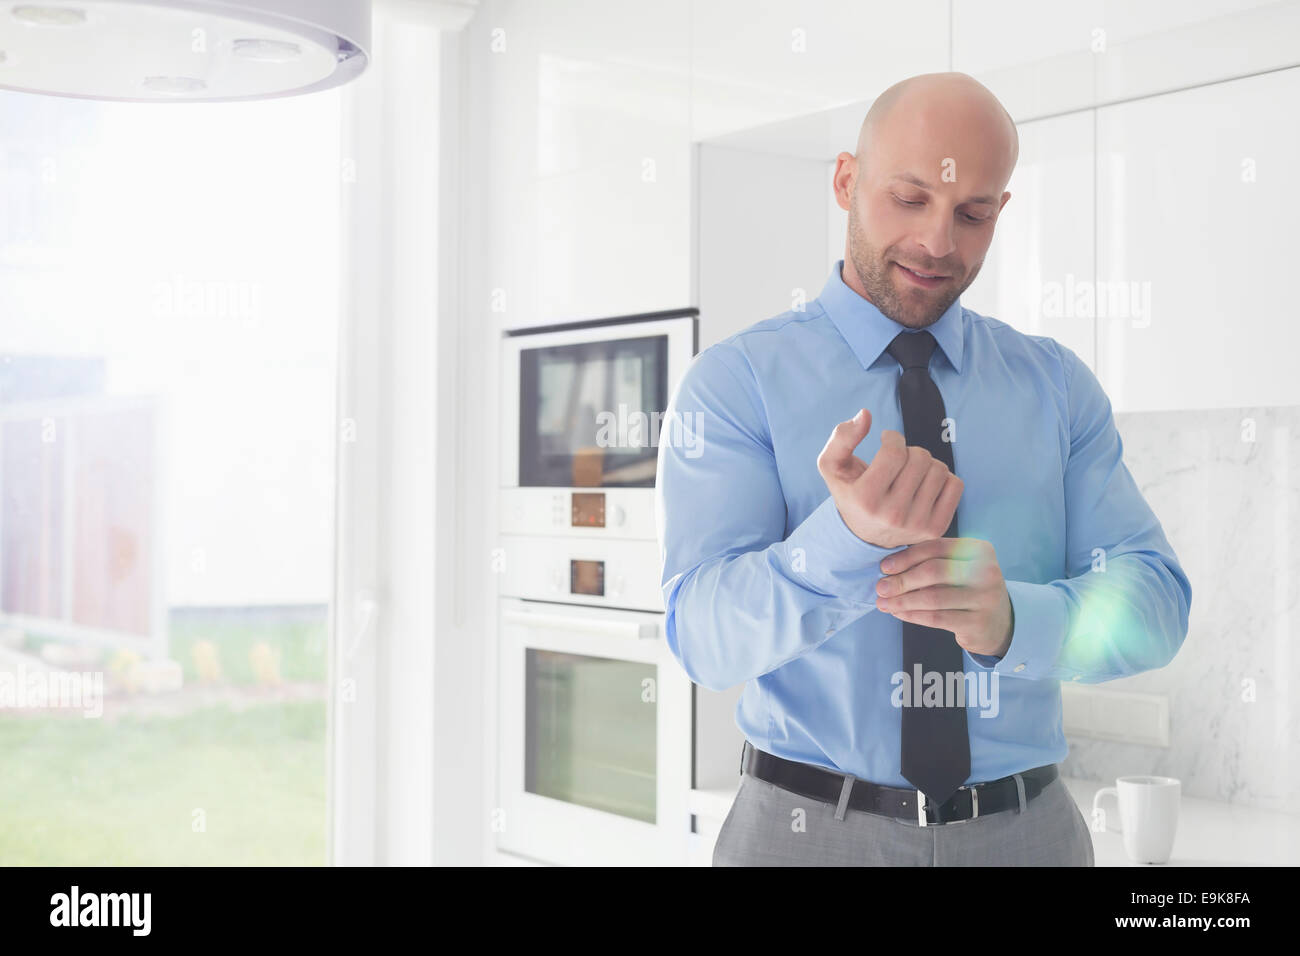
left=1059, top=405, right=1299, bottom=815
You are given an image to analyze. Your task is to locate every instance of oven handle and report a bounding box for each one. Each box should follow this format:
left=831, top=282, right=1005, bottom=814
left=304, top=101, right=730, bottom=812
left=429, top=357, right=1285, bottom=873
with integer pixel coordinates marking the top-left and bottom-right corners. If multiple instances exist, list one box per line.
left=501, top=609, right=658, bottom=641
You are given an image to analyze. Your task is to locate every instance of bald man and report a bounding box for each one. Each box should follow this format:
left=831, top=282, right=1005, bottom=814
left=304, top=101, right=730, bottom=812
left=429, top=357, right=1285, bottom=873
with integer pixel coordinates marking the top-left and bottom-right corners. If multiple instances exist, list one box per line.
left=655, top=73, right=1191, bottom=866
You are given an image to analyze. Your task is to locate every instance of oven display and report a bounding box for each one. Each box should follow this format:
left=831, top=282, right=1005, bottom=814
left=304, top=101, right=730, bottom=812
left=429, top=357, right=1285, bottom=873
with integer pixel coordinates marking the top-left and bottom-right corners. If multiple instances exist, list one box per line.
left=570, top=560, right=605, bottom=596
left=571, top=492, right=606, bottom=528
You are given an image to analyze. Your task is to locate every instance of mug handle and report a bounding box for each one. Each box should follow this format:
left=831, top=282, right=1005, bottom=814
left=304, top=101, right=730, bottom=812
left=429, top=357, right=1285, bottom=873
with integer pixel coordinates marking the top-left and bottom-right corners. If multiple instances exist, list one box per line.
left=1091, top=786, right=1121, bottom=833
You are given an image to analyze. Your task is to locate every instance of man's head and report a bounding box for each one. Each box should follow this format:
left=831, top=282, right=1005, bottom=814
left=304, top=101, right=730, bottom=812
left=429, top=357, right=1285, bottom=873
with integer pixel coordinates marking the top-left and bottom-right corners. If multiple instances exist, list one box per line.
left=834, top=72, right=1018, bottom=329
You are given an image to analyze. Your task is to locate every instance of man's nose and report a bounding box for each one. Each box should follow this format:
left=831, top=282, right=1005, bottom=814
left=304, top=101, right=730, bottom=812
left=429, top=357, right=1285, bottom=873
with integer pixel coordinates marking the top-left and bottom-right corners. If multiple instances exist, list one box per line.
left=916, top=209, right=957, bottom=262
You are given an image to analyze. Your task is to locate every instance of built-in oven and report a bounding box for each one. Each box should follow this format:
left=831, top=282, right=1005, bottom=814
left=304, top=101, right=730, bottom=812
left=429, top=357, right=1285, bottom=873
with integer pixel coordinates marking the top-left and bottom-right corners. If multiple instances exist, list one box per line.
left=496, top=597, right=691, bottom=866
left=496, top=310, right=697, bottom=866
left=499, top=310, right=697, bottom=542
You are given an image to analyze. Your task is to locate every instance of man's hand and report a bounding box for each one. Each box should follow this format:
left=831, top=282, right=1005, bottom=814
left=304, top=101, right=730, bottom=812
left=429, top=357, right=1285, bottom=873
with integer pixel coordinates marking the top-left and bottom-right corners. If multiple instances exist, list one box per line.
left=816, top=408, right=963, bottom=550
left=874, top=537, right=1014, bottom=658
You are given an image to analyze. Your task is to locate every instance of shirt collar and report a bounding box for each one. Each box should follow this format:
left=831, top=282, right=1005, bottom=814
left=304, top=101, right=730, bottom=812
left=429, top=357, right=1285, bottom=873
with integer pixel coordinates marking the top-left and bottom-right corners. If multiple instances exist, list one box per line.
left=819, top=258, right=965, bottom=374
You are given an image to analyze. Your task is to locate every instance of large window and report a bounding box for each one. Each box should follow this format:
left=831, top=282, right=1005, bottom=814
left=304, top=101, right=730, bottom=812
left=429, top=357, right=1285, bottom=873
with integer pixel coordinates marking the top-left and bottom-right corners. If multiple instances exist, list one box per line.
left=0, top=88, right=341, bottom=865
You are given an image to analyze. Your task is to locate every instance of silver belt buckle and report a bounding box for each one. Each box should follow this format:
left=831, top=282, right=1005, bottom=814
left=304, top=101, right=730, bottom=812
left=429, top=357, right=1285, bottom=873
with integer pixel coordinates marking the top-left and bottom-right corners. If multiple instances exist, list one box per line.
left=943, top=784, right=980, bottom=823
left=918, top=786, right=979, bottom=826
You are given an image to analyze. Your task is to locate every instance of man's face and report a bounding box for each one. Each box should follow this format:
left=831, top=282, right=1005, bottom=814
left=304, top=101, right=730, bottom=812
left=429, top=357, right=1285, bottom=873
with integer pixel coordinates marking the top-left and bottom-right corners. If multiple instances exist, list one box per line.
left=843, top=123, right=1012, bottom=328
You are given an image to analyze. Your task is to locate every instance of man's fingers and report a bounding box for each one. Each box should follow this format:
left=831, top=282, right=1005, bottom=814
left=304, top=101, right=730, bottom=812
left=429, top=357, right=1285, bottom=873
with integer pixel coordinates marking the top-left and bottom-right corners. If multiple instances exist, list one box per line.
left=877, top=584, right=982, bottom=612
left=882, top=537, right=991, bottom=577
left=880, top=607, right=979, bottom=635
left=881, top=537, right=956, bottom=574
left=861, top=428, right=909, bottom=490
left=905, top=458, right=951, bottom=526
left=882, top=445, right=933, bottom=506
left=878, top=556, right=951, bottom=596
left=816, top=408, right=872, bottom=480
left=878, top=556, right=983, bottom=598
left=930, top=473, right=963, bottom=533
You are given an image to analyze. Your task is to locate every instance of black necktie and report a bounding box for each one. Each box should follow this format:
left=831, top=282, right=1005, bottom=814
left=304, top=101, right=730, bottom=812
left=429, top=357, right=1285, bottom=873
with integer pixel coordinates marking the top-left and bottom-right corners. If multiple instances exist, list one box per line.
left=885, top=330, right=970, bottom=808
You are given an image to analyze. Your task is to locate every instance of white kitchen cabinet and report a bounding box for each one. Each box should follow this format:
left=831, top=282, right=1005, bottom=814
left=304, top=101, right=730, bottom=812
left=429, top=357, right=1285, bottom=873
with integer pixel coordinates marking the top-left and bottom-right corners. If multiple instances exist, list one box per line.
left=962, top=110, right=1096, bottom=369
left=485, top=0, right=692, bottom=329
left=1092, top=0, right=1300, bottom=107
left=1095, top=66, right=1300, bottom=411
left=953, top=0, right=1104, bottom=120
left=956, top=0, right=1300, bottom=122
left=689, top=0, right=949, bottom=142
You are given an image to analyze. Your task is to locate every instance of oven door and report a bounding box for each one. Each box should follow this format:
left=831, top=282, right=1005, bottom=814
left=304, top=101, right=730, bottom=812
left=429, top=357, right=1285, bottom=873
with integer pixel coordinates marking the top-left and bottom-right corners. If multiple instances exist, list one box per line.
left=496, top=598, right=691, bottom=866
left=500, top=312, right=696, bottom=540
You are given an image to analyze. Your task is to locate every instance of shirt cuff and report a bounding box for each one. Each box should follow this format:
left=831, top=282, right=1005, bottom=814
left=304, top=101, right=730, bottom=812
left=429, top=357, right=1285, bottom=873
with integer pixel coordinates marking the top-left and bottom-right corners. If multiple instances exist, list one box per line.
left=777, top=496, right=906, bottom=604
left=967, top=579, right=1068, bottom=679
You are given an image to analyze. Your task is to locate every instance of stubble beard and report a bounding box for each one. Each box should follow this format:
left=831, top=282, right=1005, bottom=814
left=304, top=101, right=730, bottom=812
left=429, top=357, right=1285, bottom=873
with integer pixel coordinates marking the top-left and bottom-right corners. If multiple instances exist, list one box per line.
left=846, top=198, right=970, bottom=330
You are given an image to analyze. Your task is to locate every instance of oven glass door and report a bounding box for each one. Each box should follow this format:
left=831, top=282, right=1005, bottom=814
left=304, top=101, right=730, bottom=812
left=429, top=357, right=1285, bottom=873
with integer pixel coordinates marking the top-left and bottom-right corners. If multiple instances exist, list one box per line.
left=519, top=334, right=667, bottom=488
left=525, top=648, right=657, bottom=823
left=499, top=600, right=691, bottom=865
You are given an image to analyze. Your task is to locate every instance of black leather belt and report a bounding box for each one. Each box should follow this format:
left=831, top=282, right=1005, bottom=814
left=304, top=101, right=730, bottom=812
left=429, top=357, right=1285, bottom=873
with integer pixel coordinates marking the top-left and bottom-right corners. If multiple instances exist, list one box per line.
left=741, top=740, right=1059, bottom=826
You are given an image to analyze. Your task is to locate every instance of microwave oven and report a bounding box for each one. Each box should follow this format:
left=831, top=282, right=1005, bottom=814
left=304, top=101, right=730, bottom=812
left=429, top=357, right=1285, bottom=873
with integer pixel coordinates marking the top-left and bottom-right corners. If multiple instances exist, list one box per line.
left=499, top=310, right=697, bottom=544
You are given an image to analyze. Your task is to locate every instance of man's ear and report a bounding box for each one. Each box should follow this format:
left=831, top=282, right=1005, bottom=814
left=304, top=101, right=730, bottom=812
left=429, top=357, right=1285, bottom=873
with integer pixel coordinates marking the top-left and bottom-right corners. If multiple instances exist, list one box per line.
left=999, top=190, right=1012, bottom=213
left=832, top=152, right=857, bottom=212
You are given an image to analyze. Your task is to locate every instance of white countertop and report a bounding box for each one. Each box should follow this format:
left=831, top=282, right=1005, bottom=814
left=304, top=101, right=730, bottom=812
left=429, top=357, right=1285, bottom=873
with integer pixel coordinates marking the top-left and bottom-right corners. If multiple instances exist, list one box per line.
left=1061, top=776, right=1300, bottom=866
left=691, top=776, right=1300, bottom=866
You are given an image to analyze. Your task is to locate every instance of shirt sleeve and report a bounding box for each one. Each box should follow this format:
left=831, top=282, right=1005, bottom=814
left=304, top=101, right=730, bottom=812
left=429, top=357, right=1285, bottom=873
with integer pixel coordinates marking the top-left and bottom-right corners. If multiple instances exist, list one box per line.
left=655, top=342, right=905, bottom=693
left=967, top=344, right=1193, bottom=681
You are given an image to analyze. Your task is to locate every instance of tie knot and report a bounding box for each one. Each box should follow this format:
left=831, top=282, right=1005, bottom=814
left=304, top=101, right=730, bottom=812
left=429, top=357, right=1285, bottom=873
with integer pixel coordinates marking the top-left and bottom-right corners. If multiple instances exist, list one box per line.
left=886, top=330, right=938, bottom=370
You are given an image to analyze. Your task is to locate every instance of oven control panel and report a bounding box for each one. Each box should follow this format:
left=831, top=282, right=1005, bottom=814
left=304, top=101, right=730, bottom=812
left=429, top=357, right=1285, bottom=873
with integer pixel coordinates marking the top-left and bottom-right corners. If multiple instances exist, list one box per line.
left=501, top=488, right=653, bottom=539
left=496, top=535, right=663, bottom=611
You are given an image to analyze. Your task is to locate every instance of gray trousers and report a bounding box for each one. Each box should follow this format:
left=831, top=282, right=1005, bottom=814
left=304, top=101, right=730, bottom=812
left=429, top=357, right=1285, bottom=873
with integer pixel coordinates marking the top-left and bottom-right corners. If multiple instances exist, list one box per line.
left=713, top=765, right=1095, bottom=866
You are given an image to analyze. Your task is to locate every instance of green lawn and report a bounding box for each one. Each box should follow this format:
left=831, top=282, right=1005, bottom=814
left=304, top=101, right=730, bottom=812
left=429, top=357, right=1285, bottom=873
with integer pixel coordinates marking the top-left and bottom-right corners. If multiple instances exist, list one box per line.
left=0, top=699, right=326, bottom=866
left=1, top=606, right=329, bottom=866
left=167, top=606, right=329, bottom=685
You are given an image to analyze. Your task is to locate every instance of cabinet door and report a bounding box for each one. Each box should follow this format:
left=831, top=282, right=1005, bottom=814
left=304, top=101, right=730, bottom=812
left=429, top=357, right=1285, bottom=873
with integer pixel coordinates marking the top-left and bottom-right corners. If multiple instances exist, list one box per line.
left=1096, top=67, right=1300, bottom=411
left=956, top=0, right=1300, bottom=121
left=488, top=0, right=692, bottom=328
left=1092, top=0, right=1300, bottom=107
left=534, top=12, right=693, bottom=323
left=690, top=0, right=948, bottom=142
left=962, top=110, right=1096, bottom=369
left=954, top=0, right=1104, bottom=120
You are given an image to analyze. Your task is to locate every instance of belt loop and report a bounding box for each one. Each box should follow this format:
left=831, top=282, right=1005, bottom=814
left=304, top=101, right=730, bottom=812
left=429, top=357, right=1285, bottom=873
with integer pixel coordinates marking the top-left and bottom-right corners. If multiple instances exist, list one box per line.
left=1013, top=772, right=1027, bottom=813
left=740, top=740, right=749, bottom=776
left=834, top=773, right=855, bottom=821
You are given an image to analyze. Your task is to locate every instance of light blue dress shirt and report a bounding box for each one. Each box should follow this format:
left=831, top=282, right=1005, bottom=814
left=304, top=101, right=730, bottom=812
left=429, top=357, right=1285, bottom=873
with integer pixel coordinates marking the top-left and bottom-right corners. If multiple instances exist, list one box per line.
left=655, top=259, right=1192, bottom=786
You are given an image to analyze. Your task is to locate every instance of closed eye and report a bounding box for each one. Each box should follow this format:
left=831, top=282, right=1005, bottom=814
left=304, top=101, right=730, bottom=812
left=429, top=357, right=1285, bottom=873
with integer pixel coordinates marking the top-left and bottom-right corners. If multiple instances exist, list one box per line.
left=894, top=192, right=991, bottom=222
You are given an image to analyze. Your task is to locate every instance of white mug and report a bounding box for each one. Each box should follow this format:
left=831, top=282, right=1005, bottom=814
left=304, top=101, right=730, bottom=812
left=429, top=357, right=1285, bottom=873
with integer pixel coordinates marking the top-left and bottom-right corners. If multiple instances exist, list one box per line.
left=1091, top=775, right=1181, bottom=864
